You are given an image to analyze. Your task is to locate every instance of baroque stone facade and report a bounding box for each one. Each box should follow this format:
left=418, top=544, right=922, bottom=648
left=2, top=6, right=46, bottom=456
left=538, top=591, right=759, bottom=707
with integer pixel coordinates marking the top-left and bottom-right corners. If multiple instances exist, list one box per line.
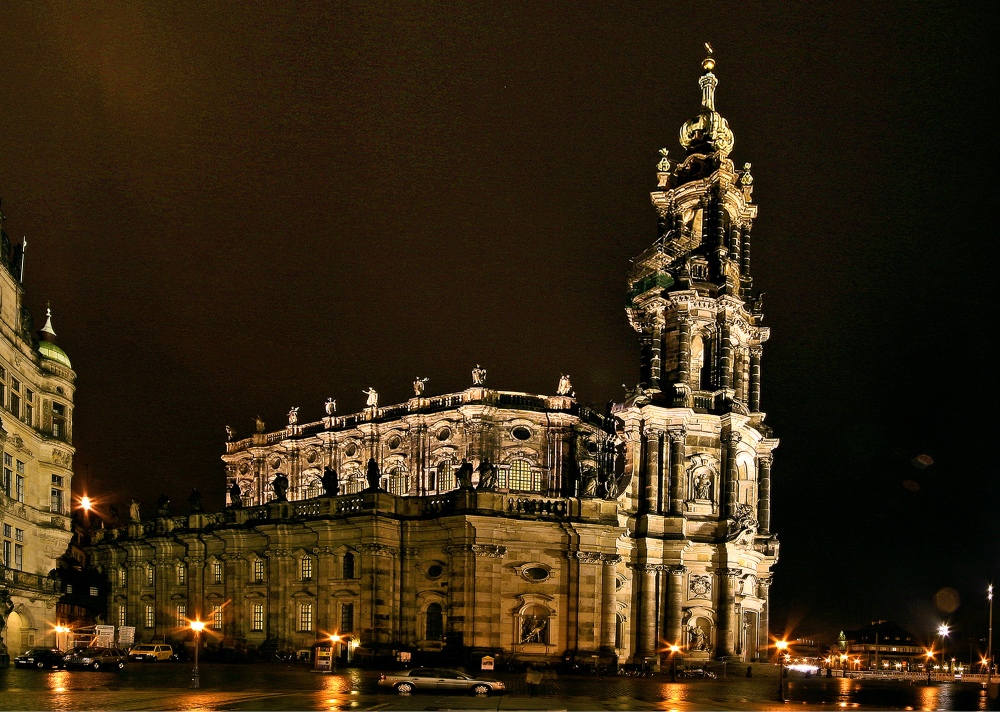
left=0, top=206, right=76, bottom=659
left=86, top=51, right=779, bottom=667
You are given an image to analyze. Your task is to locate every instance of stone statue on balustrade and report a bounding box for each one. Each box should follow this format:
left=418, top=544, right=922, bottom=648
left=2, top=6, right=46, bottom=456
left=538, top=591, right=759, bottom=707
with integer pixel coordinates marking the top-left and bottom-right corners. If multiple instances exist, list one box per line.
left=272, top=472, right=289, bottom=501
left=229, top=480, right=242, bottom=508
left=188, top=487, right=204, bottom=513
left=155, top=494, right=171, bottom=517
left=322, top=466, right=339, bottom=497
left=455, top=458, right=474, bottom=489
left=365, top=457, right=381, bottom=491
left=476, top=458, right=497, bottom=490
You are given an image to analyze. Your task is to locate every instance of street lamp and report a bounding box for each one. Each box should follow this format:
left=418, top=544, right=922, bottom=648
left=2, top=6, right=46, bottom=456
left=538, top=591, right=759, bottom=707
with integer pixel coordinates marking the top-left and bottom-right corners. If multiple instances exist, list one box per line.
left=190, top=620, right=205, bottom=688
left=988, top=584, right=994, bottom=685
left=937, top=624, right=949, bottom=674
left=668, top=644, right=680, bottom=682
left=329, top=634, right=340, bottom=674
left=54, top=625, right=70, bottom=651
left=776, top=640, right=789, bottom=701
left=925, top=650, right=934, bottom=684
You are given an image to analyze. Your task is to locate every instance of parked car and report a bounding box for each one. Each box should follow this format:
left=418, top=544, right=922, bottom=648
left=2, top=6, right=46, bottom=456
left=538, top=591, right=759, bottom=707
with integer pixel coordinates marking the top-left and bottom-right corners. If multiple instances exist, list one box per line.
left=678, top=667, right=717, bottom=679
left=378, top=668, right=506, bottom=695
left=13, top=648, right=65, bottom=669
left=128, top=644, right=174, bottom=662
left=63, top=647, right=128, bottom=670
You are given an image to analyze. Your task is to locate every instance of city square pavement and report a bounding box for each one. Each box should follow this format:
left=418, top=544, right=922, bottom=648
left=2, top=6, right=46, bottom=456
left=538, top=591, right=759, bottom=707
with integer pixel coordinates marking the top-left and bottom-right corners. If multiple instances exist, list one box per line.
left=1, top=662, right=998, bottom=711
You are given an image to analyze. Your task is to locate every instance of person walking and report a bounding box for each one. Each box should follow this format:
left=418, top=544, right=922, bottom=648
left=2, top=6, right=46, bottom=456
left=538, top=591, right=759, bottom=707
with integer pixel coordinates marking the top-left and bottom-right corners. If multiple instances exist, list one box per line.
left=525, top=664, right=542, bottom=696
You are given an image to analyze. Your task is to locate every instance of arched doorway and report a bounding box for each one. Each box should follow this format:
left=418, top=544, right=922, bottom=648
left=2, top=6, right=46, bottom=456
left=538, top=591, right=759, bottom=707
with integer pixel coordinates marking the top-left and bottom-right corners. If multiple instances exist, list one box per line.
left=4, top=609, right=24, bottom=656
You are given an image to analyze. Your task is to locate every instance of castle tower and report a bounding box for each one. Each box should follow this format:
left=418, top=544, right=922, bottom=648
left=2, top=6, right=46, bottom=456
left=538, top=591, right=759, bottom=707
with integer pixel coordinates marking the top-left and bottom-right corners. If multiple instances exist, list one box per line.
left=616, top=48, right=779, bottom=663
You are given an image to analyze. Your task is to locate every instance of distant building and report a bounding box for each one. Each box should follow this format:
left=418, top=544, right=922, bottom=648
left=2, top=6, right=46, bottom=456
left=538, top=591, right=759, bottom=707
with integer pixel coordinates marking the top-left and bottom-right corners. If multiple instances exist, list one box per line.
left=87, top=51, right=779, bottom=668
left=841, top=621, right=926, bottom=671
left=0, top=202, right=76, bottom=660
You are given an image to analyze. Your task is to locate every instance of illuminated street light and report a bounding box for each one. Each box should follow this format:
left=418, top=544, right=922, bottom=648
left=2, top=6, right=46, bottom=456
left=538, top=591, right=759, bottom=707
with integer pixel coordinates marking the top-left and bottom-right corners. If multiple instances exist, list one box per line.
left=776, top=640, right=789, bottom=701
left=668, top=644, right=680, bottom=682
left=80, top=496, right=92, bottom=511
left=988, top=584, right=994, bottom=685
left=190, top=620, right=205, bottom=688
left=938, top=624, right=950, bottom=673
left=329, top=634, right=340, bottom=674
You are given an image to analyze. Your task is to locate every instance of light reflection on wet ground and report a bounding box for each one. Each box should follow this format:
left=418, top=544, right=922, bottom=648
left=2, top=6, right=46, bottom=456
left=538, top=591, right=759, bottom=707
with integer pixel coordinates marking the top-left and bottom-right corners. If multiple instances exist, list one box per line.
left=1, top=664, right=997, bottom=710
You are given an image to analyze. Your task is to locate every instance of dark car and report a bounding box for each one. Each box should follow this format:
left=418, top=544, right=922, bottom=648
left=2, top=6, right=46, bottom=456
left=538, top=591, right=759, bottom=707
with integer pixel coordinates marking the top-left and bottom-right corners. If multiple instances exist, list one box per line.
left=378, top=668, right=506, bottom=695
left=13, top=648, right=65, bottom=669
left=63, top=647, right=128, bottom=671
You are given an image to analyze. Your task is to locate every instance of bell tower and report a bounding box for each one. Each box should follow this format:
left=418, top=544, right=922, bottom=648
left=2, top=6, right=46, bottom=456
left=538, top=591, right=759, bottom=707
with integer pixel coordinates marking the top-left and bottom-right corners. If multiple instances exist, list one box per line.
left=617, top=47, right=779, bottom=665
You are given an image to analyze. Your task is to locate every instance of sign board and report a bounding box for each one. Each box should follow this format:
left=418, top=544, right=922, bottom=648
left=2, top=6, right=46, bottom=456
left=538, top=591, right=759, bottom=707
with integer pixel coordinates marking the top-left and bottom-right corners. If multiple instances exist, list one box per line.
left=94, top=625, right=115, bottom=648
left=117, top=626, right=135, bottom=647
left=481, top=655, right=495, bottom=671
left=397, top=651, right=411, bottom=663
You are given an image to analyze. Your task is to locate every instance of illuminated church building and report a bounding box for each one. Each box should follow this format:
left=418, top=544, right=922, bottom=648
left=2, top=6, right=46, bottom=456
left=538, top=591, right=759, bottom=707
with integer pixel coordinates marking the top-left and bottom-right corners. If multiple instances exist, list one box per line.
left=88, top=53, right=779, bottom=667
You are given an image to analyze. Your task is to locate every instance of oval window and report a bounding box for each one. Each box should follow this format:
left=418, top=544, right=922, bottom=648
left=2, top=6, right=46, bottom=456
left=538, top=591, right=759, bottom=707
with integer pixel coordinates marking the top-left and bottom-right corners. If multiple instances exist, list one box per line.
left=512, top=426, right=532, bottom=441
left=387, top=435, right=401, bottom=450
left=585, top=440, right=598, bottom=453
left=523, top=566, right=549, bottom=582
left=344, top=443, right=358, bottom=457
left=306, top=450, right=318, bottom=463
left=437, top=427, right=451, bottom=442
left=426, top=564, right=443, bottom=579
left=270, top=457, right=282, bottom=470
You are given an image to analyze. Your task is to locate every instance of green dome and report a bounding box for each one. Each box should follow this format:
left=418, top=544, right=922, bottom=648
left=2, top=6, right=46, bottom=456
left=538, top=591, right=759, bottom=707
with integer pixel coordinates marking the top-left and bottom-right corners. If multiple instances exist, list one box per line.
left=39, top=340, right=71, bottom=368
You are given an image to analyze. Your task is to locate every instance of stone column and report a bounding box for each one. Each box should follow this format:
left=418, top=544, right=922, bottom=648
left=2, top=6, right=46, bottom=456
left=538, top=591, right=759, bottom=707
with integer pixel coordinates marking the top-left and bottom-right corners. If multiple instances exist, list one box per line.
left=756, top=579, right=771, bottom=661
left=660, top=431, right=671, bottom=515
left=154, top=554, right=172, bottom=639
left=665, top=566, right=686, bottom=647
left=642, top=426, right=660, bottom=514
left=599, top=555, right=621, bottom=656
left=631, top=563, right=659, bottom=661
left=723, top=432, right=741, bottom=519
left=677, top=317, right=692, bottom=391
left=265, top=549, right=291, bottom=648
left=222, top=553, right=244, bottom=642
left=719, top=319, right=733, bottom=389
left=716, top=568, right=739, bottom=658
left=757, top=453, right=773, bottom=535
left=649, top=323, right=662, bottom=389
left=740, top=222, right=752, bottom=284
left=471, top=545, right=506, bottom=652
left=668, top=427, right=686, bottom=516
left=748, top=347, right=762, bottom=412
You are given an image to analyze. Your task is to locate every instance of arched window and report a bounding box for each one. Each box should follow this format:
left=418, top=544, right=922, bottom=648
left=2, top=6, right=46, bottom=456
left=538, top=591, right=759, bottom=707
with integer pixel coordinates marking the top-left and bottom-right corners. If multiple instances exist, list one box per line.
left=340, top=466, right=363, bottom=495
left=425, top=603, right=443, bottom=641
left=387, top=465, right=409, bottom=495
left=508, top=460, right=538, bottom=492
left=615, top=613, right=625, bottom=650
left=437, top=460, right=455, bottom=491
left=342, top=552, right=355, bottom=579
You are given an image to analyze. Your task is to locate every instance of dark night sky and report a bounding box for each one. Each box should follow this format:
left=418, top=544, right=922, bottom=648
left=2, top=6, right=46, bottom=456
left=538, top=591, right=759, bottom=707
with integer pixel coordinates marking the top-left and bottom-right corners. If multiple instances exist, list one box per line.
left=1, top=2, right=995, bottom=650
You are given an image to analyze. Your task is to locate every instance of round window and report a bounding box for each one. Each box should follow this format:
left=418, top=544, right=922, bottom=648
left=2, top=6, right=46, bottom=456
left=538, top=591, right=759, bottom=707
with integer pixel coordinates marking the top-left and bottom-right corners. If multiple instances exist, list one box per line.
left=239, top=462, right=250, bottom=474
left=387, top=435, right=401, bottom=450
left=270, top=457, right=282, bottom=470
left=344, top=443, right=358, bottom=457
left=512, top=426, right=532, bottom=441
left=523, top=566, right=549, bottom=582
left=306, top=450, right=318, bottom=463
left=437, top=427, right=451, bottom=442
left=585, top=440, right=598, bottom=453
left=426, top=564, right=443, bottom=579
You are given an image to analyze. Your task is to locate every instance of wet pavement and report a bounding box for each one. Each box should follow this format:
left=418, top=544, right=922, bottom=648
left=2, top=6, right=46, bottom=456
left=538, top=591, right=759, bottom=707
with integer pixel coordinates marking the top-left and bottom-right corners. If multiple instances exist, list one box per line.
left=1, top=663, right=998, bottom=710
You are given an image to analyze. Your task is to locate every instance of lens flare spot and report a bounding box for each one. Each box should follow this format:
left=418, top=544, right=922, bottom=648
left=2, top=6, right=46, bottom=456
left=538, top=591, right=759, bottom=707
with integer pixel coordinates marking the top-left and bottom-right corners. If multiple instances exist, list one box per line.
left=911, top=454, right=934, bottom=469
left=934, top=587, right=960, bottom=613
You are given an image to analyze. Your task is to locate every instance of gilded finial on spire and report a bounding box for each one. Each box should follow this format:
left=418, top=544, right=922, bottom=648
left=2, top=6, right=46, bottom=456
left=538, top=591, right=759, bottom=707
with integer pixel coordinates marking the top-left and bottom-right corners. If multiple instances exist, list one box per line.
left=656, top=148, right=671, bottom=173
left=703, top=42, right=715, bottom=72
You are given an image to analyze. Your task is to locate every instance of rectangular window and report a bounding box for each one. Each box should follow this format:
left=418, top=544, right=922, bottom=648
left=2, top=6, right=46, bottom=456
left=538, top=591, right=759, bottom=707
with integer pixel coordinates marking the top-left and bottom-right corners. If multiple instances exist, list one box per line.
left=66, top=584, right=73, bottom=594
left=252, top=604, right=264, bottom=632
left=145, top=605, right=155, bottom=628
left=212, top=561, right=223, bottom=584
left=301, top=557, right=313, bottom=581
left=15, top=475, right=24, bottom=503
left=146, top=566, right=154, bottom=586
left=89, top=586, right=99, bottom=597
left=119, top=569, right=127, bottom=587
left=52, top=474, right=64, bottom=486
left=177, top=564, right=186, bottom=585
left=2, top=540, right=9, bottom=567
left=3, top=523, right=10, bottom=537
left=14, top=543, right=23, bottom=570
left=14, top=528, right=23, bottom=542
left=177, top=605, right=187, bottom=628
left=3, top=453, right=11, bottom=497
left=118, top=605, right=127, bottom=627
left=212, top=604, right=223, bottom=629
left=299, top=603, right=313, bottom=632
left=51, top=488, right=64, bottom=515
left=253, top=559, right=265, bottom=583
left=9, top=393, right=19, bottom=419
left=341, top=603, right=354, bottom=633
left=24, top=389, right=33, bottom=425
left=10, top=377, right=19, bottom=393
left=52, top=402, right=66, bottom=439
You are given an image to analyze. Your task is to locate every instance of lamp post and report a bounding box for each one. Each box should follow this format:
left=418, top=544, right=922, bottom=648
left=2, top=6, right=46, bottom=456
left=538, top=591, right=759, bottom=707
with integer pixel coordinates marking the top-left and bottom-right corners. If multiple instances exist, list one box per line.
left=668, top=644, right=680, bottom=682
left=776, top=640, right=789, bottom=701
left=938, top=624, right=949, bottom=674
left=330, top=634, right=340, bottom=674
left=190, top=620, right=205, bottom=689
left=925, top=650, right=933, bottom=684
left=988, top=584, right=993, bottom=685
left=54, top=625, right=69, bottom=652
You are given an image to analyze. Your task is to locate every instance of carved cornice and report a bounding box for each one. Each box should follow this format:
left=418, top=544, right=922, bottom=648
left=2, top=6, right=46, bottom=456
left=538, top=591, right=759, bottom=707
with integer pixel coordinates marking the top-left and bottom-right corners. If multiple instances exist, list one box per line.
left=358, top=543, right=398, bottom=558
left=725, top=432, right=742, bottom=446
left=667, top=427, right=688, bottom=443
left=667, top=565, right=687, bottom=576
left=627, top=562, right=668, bottom=573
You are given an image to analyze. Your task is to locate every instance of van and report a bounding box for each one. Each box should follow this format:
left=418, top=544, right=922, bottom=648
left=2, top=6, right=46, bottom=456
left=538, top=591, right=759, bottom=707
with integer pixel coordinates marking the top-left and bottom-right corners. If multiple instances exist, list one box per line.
left=128, top=644, right=174, bottom=662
